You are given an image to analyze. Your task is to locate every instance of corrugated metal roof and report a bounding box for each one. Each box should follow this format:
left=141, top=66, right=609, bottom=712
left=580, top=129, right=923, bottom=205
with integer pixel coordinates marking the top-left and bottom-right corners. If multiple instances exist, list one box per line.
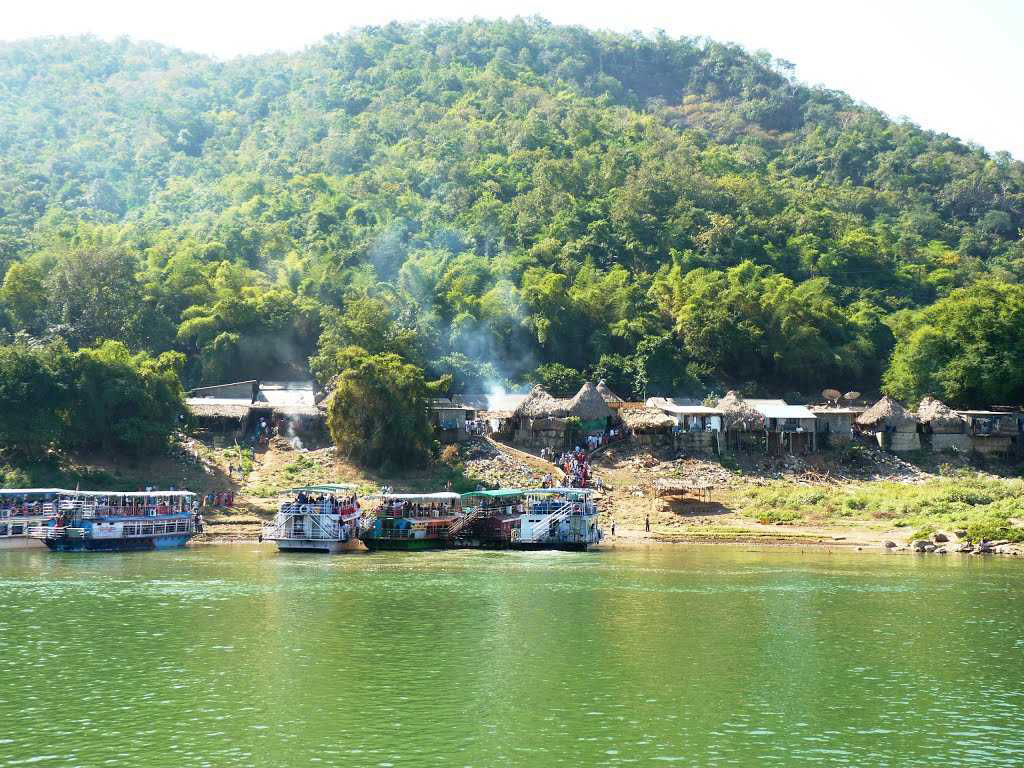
left=750, top=403, right=817, bottom=420
left=646, top=398, right=722, bottom=416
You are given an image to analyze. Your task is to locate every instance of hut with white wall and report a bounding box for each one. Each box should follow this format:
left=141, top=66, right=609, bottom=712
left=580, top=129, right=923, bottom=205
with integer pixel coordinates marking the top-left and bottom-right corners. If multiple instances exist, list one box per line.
left=856, top=397, right=920, bottom=452
left=917, top=397, right=970, bottom=452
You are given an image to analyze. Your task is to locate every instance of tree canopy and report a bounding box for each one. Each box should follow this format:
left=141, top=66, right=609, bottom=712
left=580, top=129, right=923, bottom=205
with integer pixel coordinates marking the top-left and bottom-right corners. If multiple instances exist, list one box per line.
left=325, top=347, right=434, bottom=469
left=0, top=21, right=1021, bottom=405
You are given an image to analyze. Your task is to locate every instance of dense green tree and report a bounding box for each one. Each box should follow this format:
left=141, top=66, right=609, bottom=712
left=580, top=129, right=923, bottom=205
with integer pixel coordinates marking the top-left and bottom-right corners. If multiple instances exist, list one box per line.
left=884, top=282, right=1024, bottom=406
left=64, top=341, right=186, bottom=455
left=0, top=343, right=69, bottom=456
left=0, top=22, right=1020, bottom=404
left=325, top=348, right=434, bottom=470
left=531, top=363, right=584, bottom=397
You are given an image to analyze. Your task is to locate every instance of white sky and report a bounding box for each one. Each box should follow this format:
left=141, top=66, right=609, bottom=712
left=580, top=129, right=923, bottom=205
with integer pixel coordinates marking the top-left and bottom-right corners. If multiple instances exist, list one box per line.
left=3, top=0, right=1022, bottom=159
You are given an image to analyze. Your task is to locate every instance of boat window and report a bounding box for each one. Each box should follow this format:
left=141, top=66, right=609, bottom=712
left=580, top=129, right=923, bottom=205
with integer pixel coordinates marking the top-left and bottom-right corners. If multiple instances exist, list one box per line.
left=11, top=525, right=23, bottom=535
left=0, top=525, right=7, bottom=536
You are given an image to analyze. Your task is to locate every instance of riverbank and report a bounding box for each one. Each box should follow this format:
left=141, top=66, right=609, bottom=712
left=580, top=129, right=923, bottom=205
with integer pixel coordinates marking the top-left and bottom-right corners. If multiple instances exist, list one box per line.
left=5, top=432, right=1023, bottom=554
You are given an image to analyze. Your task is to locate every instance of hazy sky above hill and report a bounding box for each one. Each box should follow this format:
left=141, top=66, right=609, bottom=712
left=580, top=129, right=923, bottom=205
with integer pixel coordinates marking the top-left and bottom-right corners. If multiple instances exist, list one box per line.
left=4, top=0, right=1022, bottom=159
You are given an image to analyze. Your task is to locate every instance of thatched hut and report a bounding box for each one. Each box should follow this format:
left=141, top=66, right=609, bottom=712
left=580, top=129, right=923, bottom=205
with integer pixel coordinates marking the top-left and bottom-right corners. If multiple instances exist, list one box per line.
left=596, top=379, right=624, bottom=405
left=620, top=407, right=675, bottom=447
left=514, top=386, right=569, bottom=419
left=565, top=382, right=612, bottom=430
left=857, top=396, right=920, bottom=452
left=716, top=391, right=765, bottom=431
left=714, top=391, right=766, bottom=453
left=916, top=397, right=964, bottom=433
left=511, top=386, right=570, bottom=450
left=511, top=383, right=613, bottom=449
left=917, top=397, right=970, bottom=452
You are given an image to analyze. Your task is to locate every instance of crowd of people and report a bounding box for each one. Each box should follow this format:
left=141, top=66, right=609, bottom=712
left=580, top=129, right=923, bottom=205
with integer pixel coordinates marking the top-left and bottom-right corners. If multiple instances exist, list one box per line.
left=290, top=491, right=358, bottom=513
left=557, top=448, right=592, bottom=488
left=202, top=491, right=235, bottom=508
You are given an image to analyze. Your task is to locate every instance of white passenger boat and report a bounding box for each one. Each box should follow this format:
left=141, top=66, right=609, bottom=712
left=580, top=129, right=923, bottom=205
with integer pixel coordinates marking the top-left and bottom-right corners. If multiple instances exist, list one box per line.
left=0, top=489, right=62, bottom=549
left=457, top=487, right=603, bottom=550
left=261, top=484, right=365, bottom=553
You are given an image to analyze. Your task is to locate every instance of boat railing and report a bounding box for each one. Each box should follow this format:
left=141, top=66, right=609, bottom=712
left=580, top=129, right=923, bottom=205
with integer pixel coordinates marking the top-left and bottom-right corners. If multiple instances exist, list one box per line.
left=57, top=500, right=188, bottom=518
left=264, top=512, right=354, bottom=542
left=278, top=501, right=357, bottom=517
left=28, top=526, right=86, bottom=540
left=522, top=501, right=576, bottom=542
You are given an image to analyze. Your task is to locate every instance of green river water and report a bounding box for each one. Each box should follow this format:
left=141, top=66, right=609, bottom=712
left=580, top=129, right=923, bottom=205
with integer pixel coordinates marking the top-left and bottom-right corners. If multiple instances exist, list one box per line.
left=1, top=544, right=1022, bottom=767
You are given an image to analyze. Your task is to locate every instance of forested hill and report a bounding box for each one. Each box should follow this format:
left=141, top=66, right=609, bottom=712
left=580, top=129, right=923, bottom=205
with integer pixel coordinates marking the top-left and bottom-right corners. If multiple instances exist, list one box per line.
left=1, top=20, right=1022, bottom=406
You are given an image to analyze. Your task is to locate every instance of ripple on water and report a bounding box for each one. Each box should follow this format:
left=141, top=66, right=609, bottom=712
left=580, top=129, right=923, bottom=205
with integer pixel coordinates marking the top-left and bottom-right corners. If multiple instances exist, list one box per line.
left=0, top=546, right=1022, bottom=767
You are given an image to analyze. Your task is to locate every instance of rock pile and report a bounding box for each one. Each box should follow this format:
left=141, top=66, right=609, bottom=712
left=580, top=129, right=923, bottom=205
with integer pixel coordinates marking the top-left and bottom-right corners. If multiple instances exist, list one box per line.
left=895, top=530, right=1023, bottom=556
left=462, top=441, right=548, bottom=488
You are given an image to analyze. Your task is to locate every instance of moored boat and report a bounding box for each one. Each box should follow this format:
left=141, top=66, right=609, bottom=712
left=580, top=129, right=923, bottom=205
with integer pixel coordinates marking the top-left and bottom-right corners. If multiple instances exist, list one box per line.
left=0, top=489, right=62, bottom=549
left=457, top=487, right=602, bottom=551
left=360, top=492, right=463, bottom=551
left=261, top=484, right=365, bottom=553
left=29, top=490, right=200, bottom=552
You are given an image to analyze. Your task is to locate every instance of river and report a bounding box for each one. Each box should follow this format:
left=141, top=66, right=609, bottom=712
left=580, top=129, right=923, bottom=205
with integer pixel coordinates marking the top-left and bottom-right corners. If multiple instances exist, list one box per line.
left=1, top=544, right=1022, bottom=767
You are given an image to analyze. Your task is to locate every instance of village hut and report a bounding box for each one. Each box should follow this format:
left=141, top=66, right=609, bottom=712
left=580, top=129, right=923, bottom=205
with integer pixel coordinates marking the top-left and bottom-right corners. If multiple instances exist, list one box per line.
left=916, top=397, right=964, bottom=433
left=917, top=396, right=970, bottom=452
left=596, top=379, right=624, bottom=405
left=716, top=391, right=764, bottom=431
left=956, top=409, right=1023, bottom=456
left=511, top=386, right=570, bottom=449
left=714, top=391, right=766, bottom=453
left=514, top=385, right=569, bottom=420
left=809, top=406, right=860, bottom=447
left=620, top=407, right=675, bottom=448
left=856, top=396, right=920, bottom=452
left=565, top=382, right=613, bottom=432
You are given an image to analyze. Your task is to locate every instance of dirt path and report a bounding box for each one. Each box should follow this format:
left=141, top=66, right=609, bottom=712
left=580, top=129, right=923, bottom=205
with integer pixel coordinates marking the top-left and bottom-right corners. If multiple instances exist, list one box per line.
left=484, top=436, right=565, bottom=480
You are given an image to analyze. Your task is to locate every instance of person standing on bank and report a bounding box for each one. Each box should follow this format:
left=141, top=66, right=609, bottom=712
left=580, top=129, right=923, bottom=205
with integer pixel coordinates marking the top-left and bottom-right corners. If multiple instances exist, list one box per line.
left=645, top=515, right=650, bottom=533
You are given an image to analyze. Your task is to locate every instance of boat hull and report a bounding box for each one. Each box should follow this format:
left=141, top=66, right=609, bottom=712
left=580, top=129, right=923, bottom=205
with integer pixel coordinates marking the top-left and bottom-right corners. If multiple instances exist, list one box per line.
left=505, top=541, right=594, bottom=552
left=43, top=534, right=193, bottom=552
left=361, top=537, right=449, bottom=552
left=273, top=538, right=365, bottom=554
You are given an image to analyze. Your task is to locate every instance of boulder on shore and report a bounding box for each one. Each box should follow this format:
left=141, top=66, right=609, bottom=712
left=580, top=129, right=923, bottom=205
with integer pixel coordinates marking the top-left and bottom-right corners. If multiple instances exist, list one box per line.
left=883, top=540, right=897, bottom=549
left=912, top=539, right=930, bottom=552
left=932, top=532, right=949, bottom=543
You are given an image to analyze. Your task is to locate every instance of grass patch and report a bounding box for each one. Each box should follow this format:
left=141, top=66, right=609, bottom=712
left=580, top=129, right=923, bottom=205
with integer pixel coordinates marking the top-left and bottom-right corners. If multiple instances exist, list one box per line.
left=731, top=474, right=1024, bottom=542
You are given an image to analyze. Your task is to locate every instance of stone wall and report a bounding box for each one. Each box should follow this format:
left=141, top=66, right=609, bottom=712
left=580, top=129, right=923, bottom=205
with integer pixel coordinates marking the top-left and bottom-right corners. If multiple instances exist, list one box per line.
left=931, top=433, right=971, bottom=452
left=675, top=431, right=717, bottom=454
left=876, top=431, right=921, bottom=452
left=970, top=436, right=1014, bottom=455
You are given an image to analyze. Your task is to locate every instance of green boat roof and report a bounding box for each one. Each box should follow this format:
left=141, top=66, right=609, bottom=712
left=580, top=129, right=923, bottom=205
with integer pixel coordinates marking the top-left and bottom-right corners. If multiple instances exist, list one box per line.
left=462, top=487, right=594, bottom=499
left=285, top=483, right=357, bottom=494
left=461, top=488, right=528, bottom=499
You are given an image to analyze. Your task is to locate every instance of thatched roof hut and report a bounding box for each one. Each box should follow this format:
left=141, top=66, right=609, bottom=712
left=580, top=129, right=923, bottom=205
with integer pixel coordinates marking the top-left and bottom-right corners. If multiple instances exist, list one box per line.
left=513, top=386, right=570, bottom=419
left=620, top=407, right=676, bottom=432
left=856, top=396, right=917, bottom=432
left=596, top=379, right=624, bottom=404
left=565, top=382, right=612, bottom=422
left=715, top=391, right=765, bottom=431
left=916, top=396, right=965, bottom=433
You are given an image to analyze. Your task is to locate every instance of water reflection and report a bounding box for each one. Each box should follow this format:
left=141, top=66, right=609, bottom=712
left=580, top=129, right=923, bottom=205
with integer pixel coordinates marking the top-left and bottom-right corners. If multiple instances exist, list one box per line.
left=0, top=545, right=1022, bottom=766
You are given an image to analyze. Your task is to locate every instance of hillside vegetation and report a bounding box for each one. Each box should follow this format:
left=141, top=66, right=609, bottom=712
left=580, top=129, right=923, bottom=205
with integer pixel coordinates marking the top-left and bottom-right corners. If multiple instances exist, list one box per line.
left=0, top=19, right=1022, bottom=434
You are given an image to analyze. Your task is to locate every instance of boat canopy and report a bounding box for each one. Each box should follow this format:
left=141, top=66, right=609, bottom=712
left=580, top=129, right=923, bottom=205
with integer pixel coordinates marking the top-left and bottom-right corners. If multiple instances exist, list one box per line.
left=0, top=488, right=66, bottom=495
left=368, top=492, right=462, bottom=501
left=284, top=483, right=357, bottom=494
left=524, top=487, right=594, bottom=496
left=461, top=488, right=528, bottom=499
left=64, top=490, right=196, bottom=498
left=2, top=488, right=194, bottom=498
